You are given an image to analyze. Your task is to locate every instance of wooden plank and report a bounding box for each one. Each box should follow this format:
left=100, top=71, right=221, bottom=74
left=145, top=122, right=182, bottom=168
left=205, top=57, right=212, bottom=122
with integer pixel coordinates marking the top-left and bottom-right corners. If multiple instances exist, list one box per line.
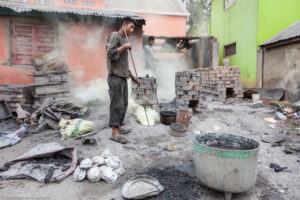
left=0, top=90, right=22, bottom=94
left=34, top=74, right=68, bottom=85
left=35, top=83, right=69, bottom=95
left=34, top=81, right=68, bottom=86
left=0, top=95, right=23, bottom=102
left=0, top=94, right=23, bottom=99
left=34, top=92, right=70, bottom=98
left=7, top=102, right=21, bottom=107
left=32, top=70, right=69, bottom=76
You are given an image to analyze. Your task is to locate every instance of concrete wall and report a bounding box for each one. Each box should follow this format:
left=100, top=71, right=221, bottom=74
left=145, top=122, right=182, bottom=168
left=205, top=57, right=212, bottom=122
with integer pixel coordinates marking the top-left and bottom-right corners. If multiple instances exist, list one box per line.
left=262, top=42, right=300, bottom=102
left=210, top=0, right=258, bottom=87
left=139, top=13, right=186, bottom=37
left=257, top=0, right=300, bottom=45
left=0, top=16, right=143, bottom=85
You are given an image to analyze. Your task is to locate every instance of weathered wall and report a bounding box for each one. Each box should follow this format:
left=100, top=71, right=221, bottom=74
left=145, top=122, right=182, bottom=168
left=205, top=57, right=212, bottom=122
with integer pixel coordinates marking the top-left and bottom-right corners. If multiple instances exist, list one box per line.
left=257, top=0, right=300, bottom=45
left=192, top=36, right=219, bottom=68
left=263, top=42, right=300, bottom=102
left=139, top=13, right=186, bottom=37
left=256, top=49, right=263, bottom=88
left=210, top=0, right=258, bottom=87
left=0, top=16, right=143, bottom=85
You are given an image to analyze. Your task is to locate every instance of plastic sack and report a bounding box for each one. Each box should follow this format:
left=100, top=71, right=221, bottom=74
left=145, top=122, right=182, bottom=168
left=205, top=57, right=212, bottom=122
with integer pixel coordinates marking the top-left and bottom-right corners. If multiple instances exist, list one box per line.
left=92, top=156, right=105, bottom=166
left=87, top=166, right=102, bottom=183
left=100, top=166, right=118, bottom=183
left=134, top=105, right=159, bottom=126
left=59, top=119, right=94, bottom=138
left=74, top=166, right=86, bottom=182
left=80, top=158, right=93, bottom=169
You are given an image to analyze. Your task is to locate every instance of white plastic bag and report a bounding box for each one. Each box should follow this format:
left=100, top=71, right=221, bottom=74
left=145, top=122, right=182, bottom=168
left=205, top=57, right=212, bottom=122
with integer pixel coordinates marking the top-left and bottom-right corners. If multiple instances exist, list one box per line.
left=92, top=156, right=105, bottom=166
left=74, top=166, right=86, bottom=182
left=80, top=158, right=93, bottom=169
left=100, top=166, right=118, bottom=183
left=87, top=166, right=102, bottom=183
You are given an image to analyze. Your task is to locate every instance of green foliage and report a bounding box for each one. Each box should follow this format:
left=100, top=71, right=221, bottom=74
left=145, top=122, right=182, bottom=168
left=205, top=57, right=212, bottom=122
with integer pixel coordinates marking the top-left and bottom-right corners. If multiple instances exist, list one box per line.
left=182, top=0, right=211, bottom=34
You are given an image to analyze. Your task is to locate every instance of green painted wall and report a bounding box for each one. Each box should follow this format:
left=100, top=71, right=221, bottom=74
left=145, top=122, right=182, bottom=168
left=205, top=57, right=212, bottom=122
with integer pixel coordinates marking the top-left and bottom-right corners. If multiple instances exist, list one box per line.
left=210, top=0, right=258, bottom=87
left=257, top=0, right=300, bottom=45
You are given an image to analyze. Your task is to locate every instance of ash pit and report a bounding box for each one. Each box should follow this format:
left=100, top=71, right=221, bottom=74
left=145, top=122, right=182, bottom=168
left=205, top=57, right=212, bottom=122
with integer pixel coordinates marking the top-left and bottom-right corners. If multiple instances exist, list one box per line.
left=140, top=167, right=202, bottom=200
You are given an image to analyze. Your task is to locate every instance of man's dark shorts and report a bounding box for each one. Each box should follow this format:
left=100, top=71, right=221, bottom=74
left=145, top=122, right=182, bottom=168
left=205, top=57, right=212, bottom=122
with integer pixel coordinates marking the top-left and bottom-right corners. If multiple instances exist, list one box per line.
left=107, top=74, right=128, bottom=128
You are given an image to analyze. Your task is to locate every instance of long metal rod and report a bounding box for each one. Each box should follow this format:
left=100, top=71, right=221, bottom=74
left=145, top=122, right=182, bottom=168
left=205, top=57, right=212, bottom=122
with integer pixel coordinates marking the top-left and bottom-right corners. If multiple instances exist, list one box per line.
left=123, top=28, right=150, bottom=126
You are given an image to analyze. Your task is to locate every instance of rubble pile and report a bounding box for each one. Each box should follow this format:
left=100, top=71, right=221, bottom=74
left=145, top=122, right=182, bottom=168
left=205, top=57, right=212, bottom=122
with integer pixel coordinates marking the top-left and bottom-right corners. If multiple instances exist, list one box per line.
left=175, top=66, right=243, bottom=111
left=131, top=77, right=158, bottom=106
left=29, top=97, right=87, bottom=133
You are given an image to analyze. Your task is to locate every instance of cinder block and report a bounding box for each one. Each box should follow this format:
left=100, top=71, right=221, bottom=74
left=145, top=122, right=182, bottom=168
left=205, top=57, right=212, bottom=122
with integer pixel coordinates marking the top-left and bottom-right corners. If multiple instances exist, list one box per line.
left=182, top=86, right=193, bottom=91
left=175, top=98, right=184, bottom=105
left=182, top=95, right=192, bottom=101
left=188, top=91, right=198, bottom=95
left=176, top=90, right=184, bottom=95
left=175, top=81, right=186, bottom=87
left=180, top=77, right=191, bottom=82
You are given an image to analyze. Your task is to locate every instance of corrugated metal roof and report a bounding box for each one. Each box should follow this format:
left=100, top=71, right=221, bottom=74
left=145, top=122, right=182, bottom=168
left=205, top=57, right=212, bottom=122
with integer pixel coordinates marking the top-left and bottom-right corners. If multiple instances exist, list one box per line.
left=105, top=0, right=189, bottom=16
left=261, top=20, right=300, bottom=47
left=0, top=0, right=145, bottom=24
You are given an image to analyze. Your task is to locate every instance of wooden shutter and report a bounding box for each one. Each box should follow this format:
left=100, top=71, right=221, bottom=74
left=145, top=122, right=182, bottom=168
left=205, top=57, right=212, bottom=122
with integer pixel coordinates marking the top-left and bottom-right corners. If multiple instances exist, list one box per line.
left=35, top=24, right=57, bottom=57
left=10, top=22, right=57, bottom=65
left=11, top=22, right=35, bottom=65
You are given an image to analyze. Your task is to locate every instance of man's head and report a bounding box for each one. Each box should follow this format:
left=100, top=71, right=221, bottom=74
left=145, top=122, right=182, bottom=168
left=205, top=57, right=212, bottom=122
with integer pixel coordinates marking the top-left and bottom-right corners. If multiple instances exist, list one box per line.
left=121, top=17, right=136, bottom=36
left=148, top=36, right=155, bottom=46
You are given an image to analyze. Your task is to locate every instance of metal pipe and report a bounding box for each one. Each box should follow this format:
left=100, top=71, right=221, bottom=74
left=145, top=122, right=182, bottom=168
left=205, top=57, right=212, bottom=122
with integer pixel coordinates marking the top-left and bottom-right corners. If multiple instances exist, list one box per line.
left=123, top=28, right=150, bottom=126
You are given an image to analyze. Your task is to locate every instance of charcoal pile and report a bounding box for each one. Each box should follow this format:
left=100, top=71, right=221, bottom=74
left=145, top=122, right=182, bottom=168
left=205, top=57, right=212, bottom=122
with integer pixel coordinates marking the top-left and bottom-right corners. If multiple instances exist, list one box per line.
left=137, top=167, right=203, bottom=200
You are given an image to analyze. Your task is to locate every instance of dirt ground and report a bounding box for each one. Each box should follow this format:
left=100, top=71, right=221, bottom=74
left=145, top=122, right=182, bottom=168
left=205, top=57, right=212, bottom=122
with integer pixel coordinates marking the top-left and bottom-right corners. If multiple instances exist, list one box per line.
left=0, top=100, right=299, bottom=200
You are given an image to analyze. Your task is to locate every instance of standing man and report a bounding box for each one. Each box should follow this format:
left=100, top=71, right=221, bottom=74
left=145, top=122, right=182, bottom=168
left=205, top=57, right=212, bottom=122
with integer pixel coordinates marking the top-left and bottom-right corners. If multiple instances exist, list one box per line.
left=106, top=17, right=141, bottom=144
left=143, top=36, right=155, bottom=75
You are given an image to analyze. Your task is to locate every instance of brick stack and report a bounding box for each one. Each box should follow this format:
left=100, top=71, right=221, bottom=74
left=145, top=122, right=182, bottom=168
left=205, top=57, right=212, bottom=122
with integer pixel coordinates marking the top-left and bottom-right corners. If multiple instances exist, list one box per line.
left=131, top=77, right=158, bottom=106
left=175, top=70, right=202, bottom=111
left=175, top=66, right=243, bottom=111
left=197, top=66, right=243, bottom=101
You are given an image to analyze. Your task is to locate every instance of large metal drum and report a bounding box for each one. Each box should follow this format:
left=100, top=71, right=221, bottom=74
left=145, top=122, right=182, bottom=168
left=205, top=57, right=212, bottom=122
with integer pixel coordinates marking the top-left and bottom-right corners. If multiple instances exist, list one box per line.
left=193, top=133, right=260, bottom=200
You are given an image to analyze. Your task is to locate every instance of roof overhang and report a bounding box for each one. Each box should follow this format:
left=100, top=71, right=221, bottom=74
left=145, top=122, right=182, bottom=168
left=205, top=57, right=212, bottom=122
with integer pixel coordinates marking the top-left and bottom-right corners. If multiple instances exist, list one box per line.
left=0, top=1, right=145, bottom=25
left=108, top=8, right=189, bottom=17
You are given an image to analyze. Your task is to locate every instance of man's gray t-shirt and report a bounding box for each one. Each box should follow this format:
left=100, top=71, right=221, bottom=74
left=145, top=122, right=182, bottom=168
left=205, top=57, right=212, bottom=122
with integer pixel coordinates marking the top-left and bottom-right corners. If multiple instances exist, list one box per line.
left=106, top=32, right=129, bottom=78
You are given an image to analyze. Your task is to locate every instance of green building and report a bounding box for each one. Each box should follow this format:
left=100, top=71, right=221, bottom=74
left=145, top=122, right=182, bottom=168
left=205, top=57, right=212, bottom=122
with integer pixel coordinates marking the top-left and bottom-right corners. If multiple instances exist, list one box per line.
left=210, top=0, right=300, bottom=87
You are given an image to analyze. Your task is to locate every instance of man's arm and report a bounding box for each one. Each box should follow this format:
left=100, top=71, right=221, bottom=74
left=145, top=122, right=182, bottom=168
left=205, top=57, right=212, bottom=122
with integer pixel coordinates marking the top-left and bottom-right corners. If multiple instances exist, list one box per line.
left=107, top=33, right=132, bottom=61
left=129, top=71, right=141, bottom=84
left=118, top=43, right=132, bottom=55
